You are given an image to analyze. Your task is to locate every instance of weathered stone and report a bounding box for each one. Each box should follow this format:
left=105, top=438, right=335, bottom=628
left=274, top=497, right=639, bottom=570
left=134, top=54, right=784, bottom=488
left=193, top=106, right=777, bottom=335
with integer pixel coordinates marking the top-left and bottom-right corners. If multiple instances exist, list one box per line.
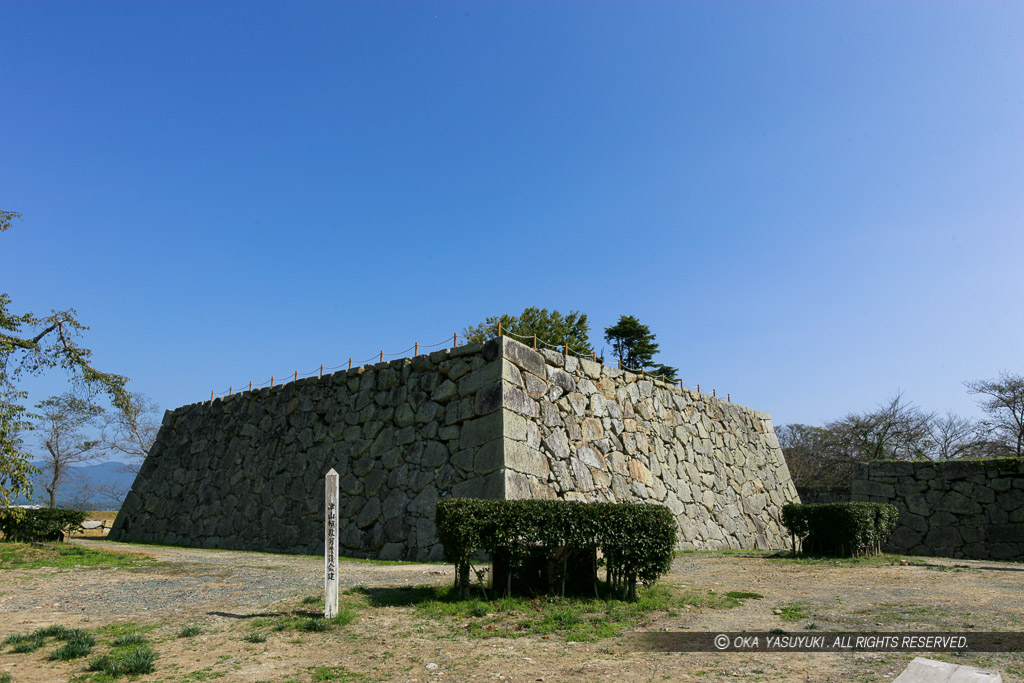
left=356, top=498, right=381, bottom=529
left=851, top=479, right=896, bottom=500
left=502, top=384, right=538, bottom=417
left=934, top=491, right=983, bottom=515
left=431, top=379, right=458, bottom=403
left=581, top=417, right=604, bottom=441
left=570, top=458, right=594, bottom=492
left=505, top=440, right=550, bottom=479
left=460, top=412, right=502, bottom=449
left=502, top=338, right=546, bottom=376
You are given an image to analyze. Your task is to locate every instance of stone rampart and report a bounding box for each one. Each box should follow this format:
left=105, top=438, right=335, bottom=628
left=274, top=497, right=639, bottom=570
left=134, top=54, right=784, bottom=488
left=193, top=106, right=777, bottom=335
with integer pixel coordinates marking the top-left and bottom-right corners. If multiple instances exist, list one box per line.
left=796, top=486, right=851, bottom=505
left=112, top=340, right=506, bottom=561
left=852, top=459, right=1024, bottom=560
left=111, top=337, right=799, bottom=558
left=499, top=339, right=798, bottom=549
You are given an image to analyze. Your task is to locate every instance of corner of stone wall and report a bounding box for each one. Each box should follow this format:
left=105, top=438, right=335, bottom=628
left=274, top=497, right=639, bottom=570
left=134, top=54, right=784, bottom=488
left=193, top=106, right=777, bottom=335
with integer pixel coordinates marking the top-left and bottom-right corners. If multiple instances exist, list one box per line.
left=494, top=335, right=801, bottom=551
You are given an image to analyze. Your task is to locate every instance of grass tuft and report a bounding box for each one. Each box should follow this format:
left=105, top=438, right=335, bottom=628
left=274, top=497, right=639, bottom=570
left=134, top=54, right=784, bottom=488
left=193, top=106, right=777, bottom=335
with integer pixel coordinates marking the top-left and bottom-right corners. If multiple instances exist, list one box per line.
left=111, top=632, right=147, bottom=647
left=177, top=625, right=203, bottom=638
left=298, top=618, right=330, bottom=632
left=89, top=644, right=157, bottom=676
left=49, top=637, right=94, bottom=661
left=11, top=636, right=46, bottom=653
left=244, top=632, right=268, bottom=643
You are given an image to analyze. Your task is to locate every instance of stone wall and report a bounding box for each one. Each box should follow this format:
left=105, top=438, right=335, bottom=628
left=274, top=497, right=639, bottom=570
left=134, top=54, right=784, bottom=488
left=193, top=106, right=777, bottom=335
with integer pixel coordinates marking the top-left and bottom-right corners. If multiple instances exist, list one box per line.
left=498, top=338, right=798, bottom=550
left=852, top=459, right=1024, bottom=560
left=111, top=340, right=507, bottom=561
left=111, top=336, right=799, bottom=558
left=796, top=486, right=851, bottom=505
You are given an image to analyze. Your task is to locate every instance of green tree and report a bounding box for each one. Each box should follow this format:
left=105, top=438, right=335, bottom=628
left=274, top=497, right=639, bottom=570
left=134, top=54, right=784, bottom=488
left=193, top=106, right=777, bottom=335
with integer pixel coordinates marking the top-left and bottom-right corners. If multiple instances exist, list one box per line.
left=34, top=393, right=104, bottom=508
left=603, top=315, right=677, bottom=380
left=966, top=372, right=1024, bottom=458
left=464, top=307, right=595, bottom=355
left=0, top=210, right=129, bottom=505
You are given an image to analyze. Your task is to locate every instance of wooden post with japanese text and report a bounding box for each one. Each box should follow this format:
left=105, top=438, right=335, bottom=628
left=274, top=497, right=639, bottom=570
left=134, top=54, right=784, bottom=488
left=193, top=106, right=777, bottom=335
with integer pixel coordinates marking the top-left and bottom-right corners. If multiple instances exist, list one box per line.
left=324, top=468, right=339, bottom=619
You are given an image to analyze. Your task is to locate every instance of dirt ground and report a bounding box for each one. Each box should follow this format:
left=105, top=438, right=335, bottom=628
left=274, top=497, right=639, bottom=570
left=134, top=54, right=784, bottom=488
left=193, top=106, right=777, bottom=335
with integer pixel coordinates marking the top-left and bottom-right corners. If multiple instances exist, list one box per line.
left=1, top=540, right=1022, bottom=683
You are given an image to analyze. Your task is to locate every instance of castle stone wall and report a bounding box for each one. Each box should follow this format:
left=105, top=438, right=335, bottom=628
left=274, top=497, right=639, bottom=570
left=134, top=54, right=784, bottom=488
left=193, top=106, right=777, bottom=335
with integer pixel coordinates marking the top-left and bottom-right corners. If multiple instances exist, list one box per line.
left=498, top=338, right=798, bottom=549
left=112, top=340, right=507, bottom=561
left=852, top=459, right=1024, bottom=560
left=111, top=337, right=799, bottom=558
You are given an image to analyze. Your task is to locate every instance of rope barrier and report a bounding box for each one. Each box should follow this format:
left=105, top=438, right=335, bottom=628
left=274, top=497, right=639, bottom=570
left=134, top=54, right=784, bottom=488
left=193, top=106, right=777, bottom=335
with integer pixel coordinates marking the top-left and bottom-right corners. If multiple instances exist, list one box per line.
left=204, top=329, right=730, bottom=405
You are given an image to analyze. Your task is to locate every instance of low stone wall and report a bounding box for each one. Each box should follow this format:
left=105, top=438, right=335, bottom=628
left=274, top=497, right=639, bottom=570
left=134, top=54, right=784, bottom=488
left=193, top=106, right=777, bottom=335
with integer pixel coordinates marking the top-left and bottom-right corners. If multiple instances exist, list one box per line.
left=796, top=486, right=851, bottom=505
left=852, top=459, right=1024, bottom=560
left=500, top=338, right=798, bottom=550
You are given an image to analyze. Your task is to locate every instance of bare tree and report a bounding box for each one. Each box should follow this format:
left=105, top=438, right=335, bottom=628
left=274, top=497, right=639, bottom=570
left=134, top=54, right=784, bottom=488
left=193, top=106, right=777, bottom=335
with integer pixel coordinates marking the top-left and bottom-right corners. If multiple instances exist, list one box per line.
left=33, top=393, right=103, bottom=508
left=930, top=411, right=983, bottom=460
left=101, top=392, right=160, bottom=474
left=966, top=372, right=1024, bottom=458
left=87, top=392, right=161, bottom=508
left=827, top=392, right=935, bottom=463
left=776, top=423, right=855, bottom=487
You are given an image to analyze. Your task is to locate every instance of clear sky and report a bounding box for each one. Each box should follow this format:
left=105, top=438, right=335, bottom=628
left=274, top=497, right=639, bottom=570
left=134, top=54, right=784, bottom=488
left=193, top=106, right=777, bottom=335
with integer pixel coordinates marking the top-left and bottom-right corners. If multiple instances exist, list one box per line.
left=3, top=1, right=1022, bottom=438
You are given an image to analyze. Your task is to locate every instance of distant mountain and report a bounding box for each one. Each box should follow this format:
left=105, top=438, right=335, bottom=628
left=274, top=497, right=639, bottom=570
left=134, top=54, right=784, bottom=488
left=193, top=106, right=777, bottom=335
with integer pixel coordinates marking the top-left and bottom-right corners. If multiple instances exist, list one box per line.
left=12, top=461, right=138, bottom=510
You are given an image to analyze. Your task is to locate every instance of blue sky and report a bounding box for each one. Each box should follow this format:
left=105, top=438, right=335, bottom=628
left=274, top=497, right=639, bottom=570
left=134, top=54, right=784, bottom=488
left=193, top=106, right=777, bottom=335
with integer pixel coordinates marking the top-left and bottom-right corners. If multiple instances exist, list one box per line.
left=3, top=1, right=1022, bottom=442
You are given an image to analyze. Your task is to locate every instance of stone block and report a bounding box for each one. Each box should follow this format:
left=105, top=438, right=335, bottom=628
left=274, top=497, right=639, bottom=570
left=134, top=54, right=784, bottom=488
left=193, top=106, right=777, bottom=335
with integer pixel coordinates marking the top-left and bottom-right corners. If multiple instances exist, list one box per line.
left=934, top=490, right=983, bottom=515
left=923, top=526, right=962, bottom=548
left=851, top=479, right=896, bottom=500
left=505, top=440, right=550, bottom=479
left=502, top=338, right=546, bottom=376
left=501, top=384, right=538, bottom=417
left=451, top=471, right=504, bottom=499
left=503, top=411, right=530, bottom=442
left=986, top=524, right=1024, bottom=545
left=547, top=366, right=576, bottom=395
left=505, top=470, right=534, bottom=500
left=474, top=439, right=503, bottom=474
left=999, top=488, right=1024, bottom=511
left=460, top=412, right=502, bottom=449
left=457, top=360, right=501, bottom=397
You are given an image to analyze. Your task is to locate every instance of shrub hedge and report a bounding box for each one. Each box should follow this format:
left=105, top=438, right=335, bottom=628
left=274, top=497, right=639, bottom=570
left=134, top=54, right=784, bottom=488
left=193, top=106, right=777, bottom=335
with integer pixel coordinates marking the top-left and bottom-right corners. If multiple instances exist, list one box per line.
left=781, top=502, right=899, bottom=557
left=435, top=499, right=677, bottom=600
left=0, top=508, right=87, bottom=543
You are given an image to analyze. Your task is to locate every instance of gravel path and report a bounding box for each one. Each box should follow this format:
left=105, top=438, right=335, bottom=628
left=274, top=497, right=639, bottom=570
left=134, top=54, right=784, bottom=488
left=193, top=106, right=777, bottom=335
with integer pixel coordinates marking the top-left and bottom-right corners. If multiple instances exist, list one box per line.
left=0, top=540, right=453, bottom=628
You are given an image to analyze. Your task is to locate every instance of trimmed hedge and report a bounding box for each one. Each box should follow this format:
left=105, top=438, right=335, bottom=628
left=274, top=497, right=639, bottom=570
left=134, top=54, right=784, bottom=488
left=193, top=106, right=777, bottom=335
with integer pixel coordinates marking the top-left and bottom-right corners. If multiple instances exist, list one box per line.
left=0, top=508, right=87, bottom=543
left=435, top=499, right=677, bottom=600
left=781, top=502, right=899, bottom=557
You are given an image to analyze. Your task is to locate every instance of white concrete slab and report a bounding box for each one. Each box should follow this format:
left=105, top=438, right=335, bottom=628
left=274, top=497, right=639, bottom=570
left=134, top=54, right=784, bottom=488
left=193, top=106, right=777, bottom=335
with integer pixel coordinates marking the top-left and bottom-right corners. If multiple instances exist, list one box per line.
left=893, top=657, right=1001, bottom=683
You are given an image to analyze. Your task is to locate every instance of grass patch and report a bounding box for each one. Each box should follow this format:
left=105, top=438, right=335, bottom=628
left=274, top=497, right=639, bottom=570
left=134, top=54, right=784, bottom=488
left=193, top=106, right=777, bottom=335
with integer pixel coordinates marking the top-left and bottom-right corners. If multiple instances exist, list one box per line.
left=10, top=635, right=46, bottom=653
left=110, top=633, right=147, bottom=647
left=678, top=589, right=757, bottom=609
left=177, top=625, right=203, bottom=638
left=725, top=591, right=764, bottom=600
left=246, top=599, right=358, bottom=635
left=765, top=551, right=907, bottom=567
left=777, top=601, right=810, bottom=621
left=243, top=632, right=267, bottom=643
left=310, top=665, right=371, bottom=681
left=50, top=637, right=94, bottom=660
left=0, top=542, right=150, bottom=570
left=6, top=624, right=97, bottom=658
left=88, top=645, right=157, bottom=676
left=349, top=582, right=739, bottom=642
